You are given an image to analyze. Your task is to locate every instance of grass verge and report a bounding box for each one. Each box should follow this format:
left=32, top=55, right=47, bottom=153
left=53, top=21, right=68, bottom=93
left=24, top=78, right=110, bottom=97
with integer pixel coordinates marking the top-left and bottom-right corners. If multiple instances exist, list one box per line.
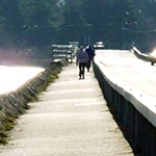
left=0, top=64, right=62, bottom=144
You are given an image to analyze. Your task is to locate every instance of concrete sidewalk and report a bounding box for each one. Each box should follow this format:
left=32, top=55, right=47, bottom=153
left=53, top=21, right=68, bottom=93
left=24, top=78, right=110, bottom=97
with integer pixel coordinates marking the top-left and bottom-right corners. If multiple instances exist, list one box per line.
left=0, top=62, right=134, bottom=156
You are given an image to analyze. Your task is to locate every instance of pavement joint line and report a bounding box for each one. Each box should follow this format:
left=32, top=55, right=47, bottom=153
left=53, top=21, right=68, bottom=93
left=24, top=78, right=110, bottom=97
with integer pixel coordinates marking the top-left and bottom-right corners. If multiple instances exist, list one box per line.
left=37, top=98, right=104, bottom=103
left=74, top=102, right=105, bottom=106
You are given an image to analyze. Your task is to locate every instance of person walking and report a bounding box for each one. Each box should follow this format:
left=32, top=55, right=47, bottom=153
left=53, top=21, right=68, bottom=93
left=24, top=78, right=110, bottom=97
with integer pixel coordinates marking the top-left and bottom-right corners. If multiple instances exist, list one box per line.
left=76, top=46, right=89, bottom=79
left=85, top=45, right=95, bottom=72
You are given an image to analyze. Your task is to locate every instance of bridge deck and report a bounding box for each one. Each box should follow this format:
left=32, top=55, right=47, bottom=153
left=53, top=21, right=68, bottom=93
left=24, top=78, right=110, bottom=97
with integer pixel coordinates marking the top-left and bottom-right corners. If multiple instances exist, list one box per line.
left=0, top=57, right=135, bottom=155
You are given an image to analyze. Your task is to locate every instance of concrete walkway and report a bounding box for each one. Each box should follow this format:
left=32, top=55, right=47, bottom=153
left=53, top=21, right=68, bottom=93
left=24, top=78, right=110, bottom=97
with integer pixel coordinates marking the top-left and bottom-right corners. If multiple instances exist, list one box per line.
left=0, top=62, right=134, bottom=156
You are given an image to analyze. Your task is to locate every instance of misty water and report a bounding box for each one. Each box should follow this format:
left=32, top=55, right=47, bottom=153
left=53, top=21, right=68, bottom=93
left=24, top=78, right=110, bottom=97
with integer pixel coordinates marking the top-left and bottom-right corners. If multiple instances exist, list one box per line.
left=0, top=66, right=44, bottom=94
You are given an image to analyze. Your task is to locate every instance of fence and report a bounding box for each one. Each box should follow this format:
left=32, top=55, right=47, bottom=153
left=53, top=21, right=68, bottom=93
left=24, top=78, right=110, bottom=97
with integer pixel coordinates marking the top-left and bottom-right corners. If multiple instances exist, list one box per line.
left=51, top=44, right=76, bottom=63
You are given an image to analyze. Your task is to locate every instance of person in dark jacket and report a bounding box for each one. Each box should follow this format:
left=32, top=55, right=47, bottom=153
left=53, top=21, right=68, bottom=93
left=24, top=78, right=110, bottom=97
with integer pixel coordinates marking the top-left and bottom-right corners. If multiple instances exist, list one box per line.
left=85, top=45, right=95, bottom=72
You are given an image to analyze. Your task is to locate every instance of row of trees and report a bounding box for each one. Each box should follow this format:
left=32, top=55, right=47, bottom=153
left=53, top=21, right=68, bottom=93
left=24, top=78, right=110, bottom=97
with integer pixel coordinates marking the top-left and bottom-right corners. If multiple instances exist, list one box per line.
left=0, top=0, right=64, bottom=48
left=0, top=0, right=156, bottom=52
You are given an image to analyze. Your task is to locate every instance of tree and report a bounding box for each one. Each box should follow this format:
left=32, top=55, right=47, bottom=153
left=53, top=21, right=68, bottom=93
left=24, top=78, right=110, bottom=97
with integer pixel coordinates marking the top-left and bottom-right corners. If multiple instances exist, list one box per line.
left=80, top=0, right=136, bottom=48
left=0, top=0, right=22, bottom=47
left=18, top=0, right=64, bottom=46
left=57, top=0, right=86, bottom=45
left=0, top=0, right=155, bottom=51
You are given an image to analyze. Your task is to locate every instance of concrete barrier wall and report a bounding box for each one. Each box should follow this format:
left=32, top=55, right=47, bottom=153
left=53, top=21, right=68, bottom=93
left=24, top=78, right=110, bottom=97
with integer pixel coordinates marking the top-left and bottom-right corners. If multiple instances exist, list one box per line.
left=93, top=57, right=156, bottom=156
left=131, top=47, right=151, bottom=62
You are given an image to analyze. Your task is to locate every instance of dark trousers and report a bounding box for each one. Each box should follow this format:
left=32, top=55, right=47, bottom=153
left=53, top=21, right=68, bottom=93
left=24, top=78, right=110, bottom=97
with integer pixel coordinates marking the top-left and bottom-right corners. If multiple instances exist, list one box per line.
left=79, top=63, right=86, bottom=78
left=86, top=58, right=92, bottom=71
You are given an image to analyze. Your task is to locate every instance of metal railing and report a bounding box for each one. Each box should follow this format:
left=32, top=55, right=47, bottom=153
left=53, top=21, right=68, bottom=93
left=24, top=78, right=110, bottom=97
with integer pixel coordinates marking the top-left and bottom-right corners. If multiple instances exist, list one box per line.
left=51, top=44, right=76, bottom=63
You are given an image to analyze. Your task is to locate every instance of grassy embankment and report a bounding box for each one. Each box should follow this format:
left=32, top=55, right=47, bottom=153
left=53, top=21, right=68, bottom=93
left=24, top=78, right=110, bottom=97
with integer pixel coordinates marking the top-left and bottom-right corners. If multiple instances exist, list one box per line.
left=0, top=59, right=63, bottom=144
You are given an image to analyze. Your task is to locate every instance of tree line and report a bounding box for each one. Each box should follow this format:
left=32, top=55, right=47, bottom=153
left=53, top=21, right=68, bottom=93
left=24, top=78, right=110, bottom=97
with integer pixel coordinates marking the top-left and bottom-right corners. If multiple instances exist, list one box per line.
left=0, top=0, right=156, bottom=52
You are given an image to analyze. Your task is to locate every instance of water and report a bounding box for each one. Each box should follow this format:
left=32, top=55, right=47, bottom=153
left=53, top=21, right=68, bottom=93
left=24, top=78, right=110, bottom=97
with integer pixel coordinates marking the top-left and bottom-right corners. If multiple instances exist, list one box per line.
left=0, top=66, right=44, bottom=94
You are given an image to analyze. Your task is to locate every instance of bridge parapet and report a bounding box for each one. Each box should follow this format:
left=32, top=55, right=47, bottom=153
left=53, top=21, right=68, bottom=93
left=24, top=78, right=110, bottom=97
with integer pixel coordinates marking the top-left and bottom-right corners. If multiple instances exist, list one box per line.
left=131, top=47, right=151, bottom=62
left=93, top=55, right=156, bottom=155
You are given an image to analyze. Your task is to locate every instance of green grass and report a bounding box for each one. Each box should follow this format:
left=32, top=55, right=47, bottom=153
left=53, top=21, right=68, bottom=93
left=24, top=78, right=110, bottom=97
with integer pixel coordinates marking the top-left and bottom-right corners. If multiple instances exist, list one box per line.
left=0, top=137, right=8, bottom=145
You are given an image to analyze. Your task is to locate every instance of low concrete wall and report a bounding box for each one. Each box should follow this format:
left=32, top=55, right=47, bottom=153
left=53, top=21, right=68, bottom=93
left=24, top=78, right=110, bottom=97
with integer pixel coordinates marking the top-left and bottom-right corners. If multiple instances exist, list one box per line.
left=93, top=56, right=156, bottom=156
left=131, top=47, right=151, bottom=62
left=0, top=61, right=64, bottom=135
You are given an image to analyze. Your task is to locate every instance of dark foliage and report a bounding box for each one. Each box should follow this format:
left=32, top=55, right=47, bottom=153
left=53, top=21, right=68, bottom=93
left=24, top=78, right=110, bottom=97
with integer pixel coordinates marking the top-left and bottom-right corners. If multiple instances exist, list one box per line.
left=0, top=0, right=155, bottom=52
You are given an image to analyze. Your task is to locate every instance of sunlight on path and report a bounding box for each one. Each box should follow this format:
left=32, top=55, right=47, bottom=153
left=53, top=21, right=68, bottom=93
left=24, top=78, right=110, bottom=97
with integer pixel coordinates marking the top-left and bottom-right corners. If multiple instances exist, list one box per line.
left=0, top=66, right=44, bottom=94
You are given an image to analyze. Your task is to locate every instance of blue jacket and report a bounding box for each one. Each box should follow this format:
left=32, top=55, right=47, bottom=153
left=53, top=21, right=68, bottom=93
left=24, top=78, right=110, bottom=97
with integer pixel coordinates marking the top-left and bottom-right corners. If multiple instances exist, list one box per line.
left=85, top=47, right=95, bottom=60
